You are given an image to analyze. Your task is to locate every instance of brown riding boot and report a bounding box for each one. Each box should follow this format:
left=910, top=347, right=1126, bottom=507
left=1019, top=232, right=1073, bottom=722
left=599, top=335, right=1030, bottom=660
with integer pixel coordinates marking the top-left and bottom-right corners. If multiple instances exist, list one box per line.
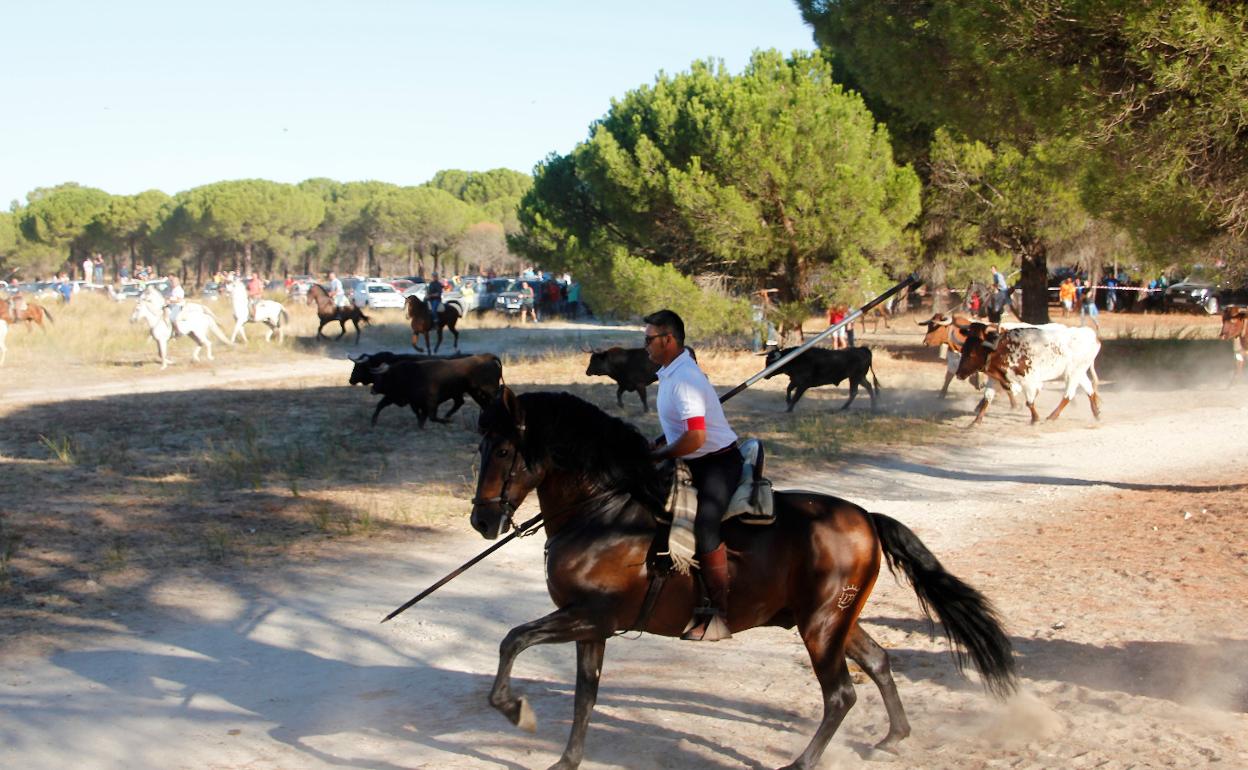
left=682, top=544, right=732, bottom=642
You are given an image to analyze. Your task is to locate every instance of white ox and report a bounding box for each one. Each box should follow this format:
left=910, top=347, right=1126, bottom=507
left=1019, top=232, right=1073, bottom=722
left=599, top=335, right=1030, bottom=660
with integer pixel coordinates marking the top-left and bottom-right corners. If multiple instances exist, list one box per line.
left=955, top=323, right=1101, bottom=425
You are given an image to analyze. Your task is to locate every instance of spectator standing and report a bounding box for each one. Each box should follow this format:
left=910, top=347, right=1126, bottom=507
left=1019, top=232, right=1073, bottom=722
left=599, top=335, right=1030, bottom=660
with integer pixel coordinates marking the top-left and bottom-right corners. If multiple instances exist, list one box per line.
left=520, top=281, right=537, bottom=323
left=567, top=281, right=581, bottom=319
left=93, top=254, right=105, bottom=284
left=1078, top=280, right=1100, bottom=331
left=1105, top=275, right=1119, bottom=312
left=826, top=305, right=848, bottom=349
left=1059, top=277, right=1076, bottom=317
left=82, top=256, right=93, bottom=285
left=58, top=272, right=74, bottom=303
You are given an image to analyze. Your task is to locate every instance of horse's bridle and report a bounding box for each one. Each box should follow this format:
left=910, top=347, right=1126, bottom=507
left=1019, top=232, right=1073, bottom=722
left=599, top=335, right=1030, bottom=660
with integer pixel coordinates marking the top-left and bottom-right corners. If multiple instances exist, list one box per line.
left=471, top=433, right=529, bottom=533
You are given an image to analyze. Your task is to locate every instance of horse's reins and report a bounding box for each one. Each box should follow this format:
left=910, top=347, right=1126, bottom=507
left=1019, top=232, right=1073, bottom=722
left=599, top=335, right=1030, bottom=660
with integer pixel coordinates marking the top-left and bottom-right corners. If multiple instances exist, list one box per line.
left=381, top=274, right=924, bottom=624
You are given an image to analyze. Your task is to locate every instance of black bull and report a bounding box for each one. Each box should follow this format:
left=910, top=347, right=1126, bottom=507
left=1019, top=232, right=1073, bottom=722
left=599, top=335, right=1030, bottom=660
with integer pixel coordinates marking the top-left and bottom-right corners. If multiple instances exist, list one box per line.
left=584, top=346, right=660, bottom=412
left=363, top=353, right=503, bottom=427
left=764, top=345, right=880, bottom=412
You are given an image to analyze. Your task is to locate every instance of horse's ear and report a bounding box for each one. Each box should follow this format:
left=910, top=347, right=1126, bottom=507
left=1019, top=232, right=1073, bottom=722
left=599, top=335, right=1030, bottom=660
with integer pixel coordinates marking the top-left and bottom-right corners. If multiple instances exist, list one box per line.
left=499, top=386, right=525, bottom=435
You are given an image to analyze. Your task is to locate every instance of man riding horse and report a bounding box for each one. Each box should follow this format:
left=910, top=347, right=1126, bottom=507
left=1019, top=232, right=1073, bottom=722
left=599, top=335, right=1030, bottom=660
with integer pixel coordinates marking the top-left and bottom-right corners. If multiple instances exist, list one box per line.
left=426, top=272, right=443, bottom=325
left=644, top=308, right=743, bottom=642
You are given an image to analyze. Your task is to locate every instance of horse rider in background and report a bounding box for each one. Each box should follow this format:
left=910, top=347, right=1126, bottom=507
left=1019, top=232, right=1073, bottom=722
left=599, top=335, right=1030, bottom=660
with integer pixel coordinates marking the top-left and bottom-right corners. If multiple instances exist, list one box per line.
left=246, top=272, right=263, bottom=315
left=426, top=272, right=443, bottom=325
left=327, top=271, right=348, bottom=308
left=165, top=276, right=185, bottom=325
left=645, top=308, right=742, bottom=642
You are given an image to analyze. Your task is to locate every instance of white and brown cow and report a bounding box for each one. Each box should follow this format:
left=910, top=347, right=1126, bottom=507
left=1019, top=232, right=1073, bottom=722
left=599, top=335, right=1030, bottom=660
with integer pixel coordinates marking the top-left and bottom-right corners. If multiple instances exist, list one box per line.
left=955, top=324, right=1101, bottom=425
left=1219, top=306, right=1248, bottom=386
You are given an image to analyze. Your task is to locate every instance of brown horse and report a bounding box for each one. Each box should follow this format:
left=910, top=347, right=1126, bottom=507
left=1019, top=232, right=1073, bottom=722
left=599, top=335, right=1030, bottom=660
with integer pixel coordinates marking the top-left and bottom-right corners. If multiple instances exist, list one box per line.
left=1220, top=306, right=1248, bottom=386
left=2, top=296, right=54, bottom=331
left=469, top=388, right=1017, bottom=770
left=306, top=283, right=369, bottom=344
left=404, top=294, right=459, bottom=353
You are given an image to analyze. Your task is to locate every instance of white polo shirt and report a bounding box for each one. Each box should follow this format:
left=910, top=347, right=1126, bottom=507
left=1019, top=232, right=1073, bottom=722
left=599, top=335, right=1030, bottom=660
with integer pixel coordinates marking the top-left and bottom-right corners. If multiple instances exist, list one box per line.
left=656, top=349, right=737, bottom=459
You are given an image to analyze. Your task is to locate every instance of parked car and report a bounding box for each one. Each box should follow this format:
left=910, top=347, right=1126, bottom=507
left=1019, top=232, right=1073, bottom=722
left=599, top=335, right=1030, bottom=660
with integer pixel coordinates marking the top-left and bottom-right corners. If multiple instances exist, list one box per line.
left=108, top=279, right=169, bottom=302
left=1164, top=275, right=1222, bottom=315
left=494, top=279, right=539, bottom=317
left=352, top=279, right=407, bottom=309
left=200, top=281, right=222, bottom=301
left=474, top=278, right=513, bottom=314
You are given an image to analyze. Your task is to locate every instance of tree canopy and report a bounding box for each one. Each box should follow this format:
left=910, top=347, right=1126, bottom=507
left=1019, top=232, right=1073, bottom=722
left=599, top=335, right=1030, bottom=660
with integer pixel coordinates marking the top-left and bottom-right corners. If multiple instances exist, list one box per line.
left=797, top=0, right=1248, bottom=244
left=0, top=171, right=530, bottom=285
left=512, top=49, right=920, bottom=307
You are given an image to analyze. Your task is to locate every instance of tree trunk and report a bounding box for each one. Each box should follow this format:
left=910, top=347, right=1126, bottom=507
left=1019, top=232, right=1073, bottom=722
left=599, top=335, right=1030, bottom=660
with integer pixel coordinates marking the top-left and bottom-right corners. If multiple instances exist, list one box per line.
left=195, top=251, right=205, bottom=290
left=927, top=258, right=950, bottom=312
left=243, top=242, right=254, bottom=277
left=1018, top=247, right=1051, bottom=324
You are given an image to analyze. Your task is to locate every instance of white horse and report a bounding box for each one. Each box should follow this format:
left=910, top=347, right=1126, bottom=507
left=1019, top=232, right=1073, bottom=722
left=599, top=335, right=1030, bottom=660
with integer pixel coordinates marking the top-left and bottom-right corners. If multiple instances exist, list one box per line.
left=0, top=318, right=7, bottom=366
left=130, top=289, right=230, bottom=369
left=226, top=279, right=290, bottom=343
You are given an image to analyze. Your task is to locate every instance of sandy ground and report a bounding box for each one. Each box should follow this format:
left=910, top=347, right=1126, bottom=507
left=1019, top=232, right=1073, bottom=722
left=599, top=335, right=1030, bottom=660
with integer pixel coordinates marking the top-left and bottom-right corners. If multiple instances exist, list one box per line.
left=1, top=319, right=1246, bottom=769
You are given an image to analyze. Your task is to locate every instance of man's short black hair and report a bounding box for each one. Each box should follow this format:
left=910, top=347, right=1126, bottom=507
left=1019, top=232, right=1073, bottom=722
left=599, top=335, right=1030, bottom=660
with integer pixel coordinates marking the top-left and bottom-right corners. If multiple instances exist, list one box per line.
left=643, top=309, right=685, bottom=347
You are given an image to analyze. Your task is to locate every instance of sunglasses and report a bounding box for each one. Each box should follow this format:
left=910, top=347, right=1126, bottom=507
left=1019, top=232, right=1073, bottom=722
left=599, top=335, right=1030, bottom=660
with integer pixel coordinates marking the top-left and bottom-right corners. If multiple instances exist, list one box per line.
left=643, top=333, right=670, bottom=346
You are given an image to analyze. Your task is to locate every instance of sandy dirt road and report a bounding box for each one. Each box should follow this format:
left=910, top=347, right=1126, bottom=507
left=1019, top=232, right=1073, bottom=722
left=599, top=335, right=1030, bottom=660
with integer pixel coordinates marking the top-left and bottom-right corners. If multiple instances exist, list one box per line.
left=1, top=345, right=1246, bottom=769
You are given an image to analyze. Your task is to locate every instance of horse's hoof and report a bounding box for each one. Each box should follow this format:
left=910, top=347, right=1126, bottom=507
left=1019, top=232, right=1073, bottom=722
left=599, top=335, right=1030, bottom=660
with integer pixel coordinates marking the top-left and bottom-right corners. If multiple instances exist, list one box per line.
left=515, top=697, right=537, bottom=734
left=873, top=733, right=907, bottom=754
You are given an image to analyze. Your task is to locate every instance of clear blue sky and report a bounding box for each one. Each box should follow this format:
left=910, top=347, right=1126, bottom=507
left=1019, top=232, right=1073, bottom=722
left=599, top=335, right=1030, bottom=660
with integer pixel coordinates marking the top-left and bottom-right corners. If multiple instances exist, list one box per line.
left=0, top=1, right=816, bottom=207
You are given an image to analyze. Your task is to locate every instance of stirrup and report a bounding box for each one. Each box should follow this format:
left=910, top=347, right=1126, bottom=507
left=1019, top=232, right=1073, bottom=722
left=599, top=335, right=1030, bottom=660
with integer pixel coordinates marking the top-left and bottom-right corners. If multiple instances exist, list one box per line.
left=681, top=609, right=732, bottom=642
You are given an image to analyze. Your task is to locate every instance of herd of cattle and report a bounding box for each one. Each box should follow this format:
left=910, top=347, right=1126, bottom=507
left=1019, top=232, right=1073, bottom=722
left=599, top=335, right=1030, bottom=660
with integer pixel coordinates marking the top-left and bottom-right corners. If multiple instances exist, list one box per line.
left=348, top=303, right=1247, bottom=427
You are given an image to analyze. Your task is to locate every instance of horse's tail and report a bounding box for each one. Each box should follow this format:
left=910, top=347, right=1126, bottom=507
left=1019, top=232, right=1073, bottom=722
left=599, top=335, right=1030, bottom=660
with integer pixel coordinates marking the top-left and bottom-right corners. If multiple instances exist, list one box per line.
left=871, top=512, right=1017, bottom=698
left=279, top=308, right=290, bottom=326
left=209, top=318, right=232, bottom=345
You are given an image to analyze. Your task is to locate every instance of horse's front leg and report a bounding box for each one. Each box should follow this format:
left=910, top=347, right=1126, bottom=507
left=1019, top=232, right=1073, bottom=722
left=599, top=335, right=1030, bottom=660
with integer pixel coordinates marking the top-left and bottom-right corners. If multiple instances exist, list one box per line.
left=490, top=608, right=606, bottom=741
left=336, top=319, right=347, bottom=339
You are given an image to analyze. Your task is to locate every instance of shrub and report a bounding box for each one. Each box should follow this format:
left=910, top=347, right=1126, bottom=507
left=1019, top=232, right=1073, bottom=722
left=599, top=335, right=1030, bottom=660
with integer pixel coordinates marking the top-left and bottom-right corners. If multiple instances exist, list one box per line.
left=582, top=250, right=751, bottom=337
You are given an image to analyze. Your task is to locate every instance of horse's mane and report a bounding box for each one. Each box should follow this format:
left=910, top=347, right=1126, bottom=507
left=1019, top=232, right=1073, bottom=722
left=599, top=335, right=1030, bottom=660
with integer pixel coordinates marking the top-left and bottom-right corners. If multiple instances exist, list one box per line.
left=480, top=391, right=666, bottom=512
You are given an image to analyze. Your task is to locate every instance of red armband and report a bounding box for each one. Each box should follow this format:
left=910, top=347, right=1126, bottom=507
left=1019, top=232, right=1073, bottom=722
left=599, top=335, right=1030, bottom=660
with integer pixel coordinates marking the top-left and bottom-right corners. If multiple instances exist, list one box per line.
left=685, top=416, right=706, bottom=431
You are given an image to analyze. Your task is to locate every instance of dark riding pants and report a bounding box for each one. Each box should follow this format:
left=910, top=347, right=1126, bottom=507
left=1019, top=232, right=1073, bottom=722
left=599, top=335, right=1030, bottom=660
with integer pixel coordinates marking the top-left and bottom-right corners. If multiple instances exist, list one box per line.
left=686, top=444, right=743, bottom=554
